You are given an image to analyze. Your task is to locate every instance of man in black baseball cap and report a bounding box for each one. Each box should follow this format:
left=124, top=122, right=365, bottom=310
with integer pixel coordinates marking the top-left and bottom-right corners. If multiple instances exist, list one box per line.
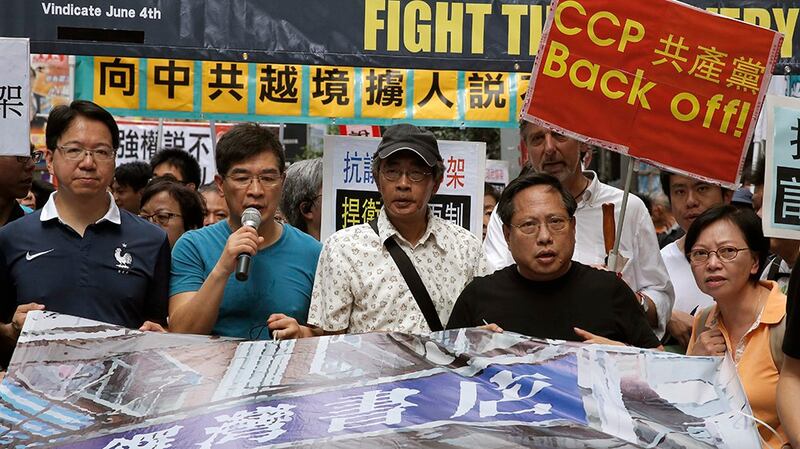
left=375, top=123, right=442, bottom=167
left=372, top=124, right=443, bottom=235
left=305, top=124, right=487, bottom=336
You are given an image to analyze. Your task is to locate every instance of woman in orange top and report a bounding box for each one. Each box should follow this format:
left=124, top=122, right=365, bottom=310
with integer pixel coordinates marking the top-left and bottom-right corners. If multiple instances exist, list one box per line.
left=685, top=205, right=787, bottom=448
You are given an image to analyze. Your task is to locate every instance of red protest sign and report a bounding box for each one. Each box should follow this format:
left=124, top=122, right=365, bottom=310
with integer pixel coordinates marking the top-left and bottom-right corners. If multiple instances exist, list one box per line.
left=522, top=0, right=782, bottom=187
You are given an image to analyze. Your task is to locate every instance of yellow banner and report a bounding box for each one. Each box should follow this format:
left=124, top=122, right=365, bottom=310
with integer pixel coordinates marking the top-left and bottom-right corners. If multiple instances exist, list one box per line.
left=83, top=57, right=528, bottom=127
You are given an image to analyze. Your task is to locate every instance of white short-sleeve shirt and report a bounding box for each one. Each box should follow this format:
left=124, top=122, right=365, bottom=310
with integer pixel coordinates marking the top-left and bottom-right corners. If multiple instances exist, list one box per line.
left=308, top=208, right=488, bottom=335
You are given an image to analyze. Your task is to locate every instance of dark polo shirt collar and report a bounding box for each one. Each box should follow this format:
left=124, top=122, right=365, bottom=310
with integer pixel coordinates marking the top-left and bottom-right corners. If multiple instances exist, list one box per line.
left=40, top=192, right=121, bottom=226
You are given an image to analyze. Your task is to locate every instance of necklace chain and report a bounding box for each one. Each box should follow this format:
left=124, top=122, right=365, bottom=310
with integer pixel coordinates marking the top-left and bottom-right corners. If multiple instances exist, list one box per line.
left=574, top=177, right=590, bottom=202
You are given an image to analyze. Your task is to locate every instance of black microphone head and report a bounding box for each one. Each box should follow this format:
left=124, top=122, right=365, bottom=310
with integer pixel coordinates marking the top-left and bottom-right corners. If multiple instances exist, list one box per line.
left=241, top=207, right=262, bottom=229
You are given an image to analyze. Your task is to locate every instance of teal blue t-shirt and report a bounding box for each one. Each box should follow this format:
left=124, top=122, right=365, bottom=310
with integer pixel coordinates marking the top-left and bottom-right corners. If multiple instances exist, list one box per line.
left=170, top=221, right=322, bottom=339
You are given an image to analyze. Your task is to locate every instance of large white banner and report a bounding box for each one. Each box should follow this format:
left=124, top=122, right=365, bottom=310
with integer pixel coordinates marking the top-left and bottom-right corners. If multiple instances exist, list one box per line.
left=1, top=311, right=761, bottom=448
left=321, top=135, right=486, bottom=240
left=0, top=38, right=30, bottom=157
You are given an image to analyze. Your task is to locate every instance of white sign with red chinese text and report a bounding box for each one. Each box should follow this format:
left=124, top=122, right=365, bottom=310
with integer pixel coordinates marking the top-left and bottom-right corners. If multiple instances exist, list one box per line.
left=0, top=38, right=30, bottom=157
left=322, top=135, right=486, bottom=240
left=485, top=159, right=509, bottom=189
left=339, top=125, right=381, bottom=137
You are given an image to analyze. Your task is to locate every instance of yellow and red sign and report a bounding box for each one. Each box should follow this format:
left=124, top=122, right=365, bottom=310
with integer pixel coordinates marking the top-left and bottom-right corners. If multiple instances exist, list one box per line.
left=523, top=0, right=782, bottom=186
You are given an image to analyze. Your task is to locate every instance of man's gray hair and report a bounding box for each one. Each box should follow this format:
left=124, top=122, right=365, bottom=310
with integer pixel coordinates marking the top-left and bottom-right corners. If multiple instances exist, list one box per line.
left=650, top=192, right=671, bottom=209
left=281, top=158, right=323, bottom=232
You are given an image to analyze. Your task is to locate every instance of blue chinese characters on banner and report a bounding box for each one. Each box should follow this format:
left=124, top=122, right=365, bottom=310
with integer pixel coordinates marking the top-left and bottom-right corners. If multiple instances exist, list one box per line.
left=60, top=356, right=585, bottom=448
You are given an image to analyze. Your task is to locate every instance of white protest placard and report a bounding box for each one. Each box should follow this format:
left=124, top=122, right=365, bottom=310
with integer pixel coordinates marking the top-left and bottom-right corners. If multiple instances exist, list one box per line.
left=115, top=119, right=237, bottom=186
left=485, top=159, right=509, bottom=189
left=321, top=135, right=486, bottom=241
left=763, top=94, right=800, bottom=239
left=0, top=38, right=30, bottom=157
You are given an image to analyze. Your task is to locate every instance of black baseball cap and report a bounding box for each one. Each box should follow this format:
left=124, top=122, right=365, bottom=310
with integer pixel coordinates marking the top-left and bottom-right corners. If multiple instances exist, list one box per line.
left=375, top=124, right=442, bottom=167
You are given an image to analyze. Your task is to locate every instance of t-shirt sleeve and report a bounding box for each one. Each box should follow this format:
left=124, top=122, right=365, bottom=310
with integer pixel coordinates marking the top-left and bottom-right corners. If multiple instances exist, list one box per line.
left=446, top=281, right=479, bottom=330
left=170, top=232, right=209, bottom=297
left=614, top=280, right=661, bottom=348
left=145, top=236, right=171, bottom=325
left=784, top=267, right=800, bottom=358
left=307, top=236, right=355, bottom=332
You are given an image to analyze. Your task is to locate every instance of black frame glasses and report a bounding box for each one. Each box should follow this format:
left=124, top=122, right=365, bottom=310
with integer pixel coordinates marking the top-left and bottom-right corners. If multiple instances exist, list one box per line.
left=140, top=211, right=182, bottom=226
left=16, top=151, right=43, bottom=164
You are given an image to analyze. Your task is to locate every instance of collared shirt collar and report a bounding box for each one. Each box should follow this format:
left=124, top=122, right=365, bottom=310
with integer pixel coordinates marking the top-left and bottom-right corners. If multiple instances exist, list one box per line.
left=41, top=191, right=121, bottom=225
left=376, top=207, right=443, bottom=250
left=705, top=280, right=785, bottom=363
left=577, top=171, right=600, bottom=207
left=704, top=280, right=785, bottom=329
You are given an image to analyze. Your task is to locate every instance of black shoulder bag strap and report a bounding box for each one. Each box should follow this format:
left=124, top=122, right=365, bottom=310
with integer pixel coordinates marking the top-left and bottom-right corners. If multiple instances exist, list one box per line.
left=368, top=219, right=443, bottom=331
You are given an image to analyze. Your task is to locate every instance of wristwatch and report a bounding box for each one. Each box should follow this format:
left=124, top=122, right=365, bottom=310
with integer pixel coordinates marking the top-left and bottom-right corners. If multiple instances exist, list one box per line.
left=636, top=291, right=649, bottom=313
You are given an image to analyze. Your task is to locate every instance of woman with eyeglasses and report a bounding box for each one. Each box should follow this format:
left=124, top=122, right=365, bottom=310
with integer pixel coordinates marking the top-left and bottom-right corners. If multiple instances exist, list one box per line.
left=685, top=205, right=787, bottom=447
left=139, top=178, right=204, bottom=247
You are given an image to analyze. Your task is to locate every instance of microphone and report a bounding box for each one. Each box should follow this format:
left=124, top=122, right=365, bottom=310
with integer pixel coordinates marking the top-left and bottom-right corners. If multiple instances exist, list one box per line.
left=235, top=207, right=261, bottom=281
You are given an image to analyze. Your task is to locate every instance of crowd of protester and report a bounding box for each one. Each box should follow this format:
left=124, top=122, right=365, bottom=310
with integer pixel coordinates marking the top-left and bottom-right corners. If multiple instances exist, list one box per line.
left=0, top=100, right=797, bottom=447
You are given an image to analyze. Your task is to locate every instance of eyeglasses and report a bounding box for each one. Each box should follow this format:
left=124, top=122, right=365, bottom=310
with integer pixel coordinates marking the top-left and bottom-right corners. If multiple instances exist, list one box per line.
left=16, top=151, right=43, bottom=164
left=688, top=246, right=749, bottom=264
left=57, top=145, right=116, bottom=161
left=140, top=211, right=182, bottom=226
left=380, top=167, right=431, bottom=182
left=510, top=216, right=570, bottom=235
left=225, top=173, right=282, bottom=189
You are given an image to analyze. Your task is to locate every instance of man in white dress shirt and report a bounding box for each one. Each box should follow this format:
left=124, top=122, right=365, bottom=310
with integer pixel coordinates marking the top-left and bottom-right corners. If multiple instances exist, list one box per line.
left=484, top=121, right=674, bottom=339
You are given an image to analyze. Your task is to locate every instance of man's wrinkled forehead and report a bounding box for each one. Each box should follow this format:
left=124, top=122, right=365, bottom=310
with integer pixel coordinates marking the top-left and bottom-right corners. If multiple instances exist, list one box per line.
left=522, top=121, right=578, bottom=141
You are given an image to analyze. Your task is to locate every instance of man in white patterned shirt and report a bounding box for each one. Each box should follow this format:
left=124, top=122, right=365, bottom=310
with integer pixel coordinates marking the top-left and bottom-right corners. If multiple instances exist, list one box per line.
left=307, top=124, right=487, bottom=335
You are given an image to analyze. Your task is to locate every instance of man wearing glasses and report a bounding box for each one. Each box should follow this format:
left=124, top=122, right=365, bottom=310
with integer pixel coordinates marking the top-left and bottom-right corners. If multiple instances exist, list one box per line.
left=448, top=173, right=661, bottom=349
left=168, top=123, right=321, bottom=340
left=484, top=121, right=674, bottom=342
left=0, top=101, right=171, bottom=361
left=306, top=124, right=487, bottom=336
left=0, top=143, right=37, bottom=227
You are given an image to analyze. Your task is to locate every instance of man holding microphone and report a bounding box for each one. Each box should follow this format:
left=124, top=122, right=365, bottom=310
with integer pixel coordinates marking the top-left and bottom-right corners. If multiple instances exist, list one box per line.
left=168, top=123, right=321, bottom=339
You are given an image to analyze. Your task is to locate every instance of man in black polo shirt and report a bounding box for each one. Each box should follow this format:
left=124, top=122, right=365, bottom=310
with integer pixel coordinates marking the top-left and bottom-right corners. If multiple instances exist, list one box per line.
left=0, top=143, right=37, bottom=228
left=447, top=173, right=660, bottom=349
left=0, top=101, right=170, bottom=360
